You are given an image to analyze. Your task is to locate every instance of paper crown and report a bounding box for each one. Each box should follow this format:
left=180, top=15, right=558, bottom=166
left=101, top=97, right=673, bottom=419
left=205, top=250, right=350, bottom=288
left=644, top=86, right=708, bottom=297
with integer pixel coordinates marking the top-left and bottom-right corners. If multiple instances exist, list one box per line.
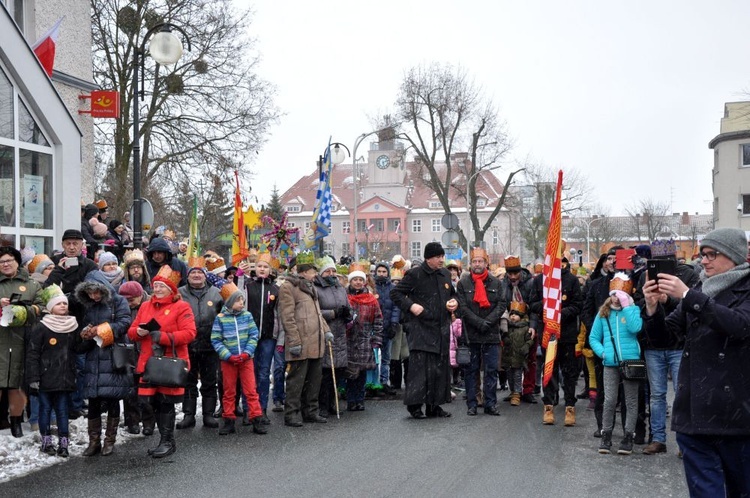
left=609, top=272, right=633, bottom=294
left=391, top=254, right=406, bottom=270
left=296, top=251, right=315, bottom=266
left=504, top=255, right=521, bottom=270
left=95, top=199, right=108, bottom=210
left=94, top=323, right=114, bottom=348
left=445, top=259, right=462, bottom=271
left=123, top=249, right=145, bottom=264
left=39, top=284, right=65, bottom=308
left=0, top=305, right=28, bottom=327
left=510, top=301, right=528, bottom=315
left=470, top=247, right=489, bottom=262
left=220, top=281, right=241, bottom=302
left=188, top=256, right=206, bottom=269
left=28, top=254, right=51, bottom=274
left=154, top=265, right=181, bottom=289
left=205, top=255, right=227, bottom=274
left=534, top=263, right=543, bottom=274
left=335, top=264, right=350, bottom=276
left=349, top=261, right=368, bottom=274
left=676, top=250, right=687, bottom=259
left=390, top=267, right=404, bottom=280
left=650, top=239, right=677, bottom=258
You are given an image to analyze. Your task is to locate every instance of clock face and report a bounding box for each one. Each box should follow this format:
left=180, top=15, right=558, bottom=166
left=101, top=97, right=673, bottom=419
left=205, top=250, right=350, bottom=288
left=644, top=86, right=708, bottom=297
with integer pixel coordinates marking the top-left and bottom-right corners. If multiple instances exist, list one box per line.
left=376, top=155, right=390, bottom=170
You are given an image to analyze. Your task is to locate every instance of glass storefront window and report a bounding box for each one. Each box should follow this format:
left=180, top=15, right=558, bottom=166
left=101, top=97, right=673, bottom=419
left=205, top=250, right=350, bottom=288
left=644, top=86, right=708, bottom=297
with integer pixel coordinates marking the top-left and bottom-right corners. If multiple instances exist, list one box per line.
left=19, top=149, right=52, bottom=229
left=20, top=235, right=52, bottom=256
left=0, top=68, right=12, bottom=139
left=19, top=100, right=49, bottom=146
left=0, top=145, right=15, bottom=227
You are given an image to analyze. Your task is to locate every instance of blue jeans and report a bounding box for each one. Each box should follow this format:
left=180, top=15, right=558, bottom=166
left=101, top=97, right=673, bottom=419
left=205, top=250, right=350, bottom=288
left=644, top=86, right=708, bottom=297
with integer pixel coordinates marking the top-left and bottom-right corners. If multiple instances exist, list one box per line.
left=464, top=343, right=499, bottom=409
left=677, top=432, right=750, bottom=497
left=70, top=353, right=86, bottom=411
left=645, top=349, right=682, bottom=443
left=253, top=339, right=276, bottom=411
left=346, top=371, right=367, bottom=404
left=379, top=337, right=392, bottom=385
left=272, top=347, right=286, bottom=403
left=39, top=391, right=70, bottom=436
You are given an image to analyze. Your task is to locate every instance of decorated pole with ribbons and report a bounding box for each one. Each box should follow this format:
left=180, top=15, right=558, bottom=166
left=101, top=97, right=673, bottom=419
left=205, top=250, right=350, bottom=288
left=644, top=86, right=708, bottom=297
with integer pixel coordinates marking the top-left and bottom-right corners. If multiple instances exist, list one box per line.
left=542, top=170, right=564, bottom=388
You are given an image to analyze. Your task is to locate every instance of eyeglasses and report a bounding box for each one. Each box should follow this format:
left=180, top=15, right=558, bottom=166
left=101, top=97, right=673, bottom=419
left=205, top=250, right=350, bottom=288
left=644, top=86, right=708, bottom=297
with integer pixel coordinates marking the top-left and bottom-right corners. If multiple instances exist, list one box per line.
left=699, top=250, right=720, bottom=261
left=0, top=259, right=16, bottom=265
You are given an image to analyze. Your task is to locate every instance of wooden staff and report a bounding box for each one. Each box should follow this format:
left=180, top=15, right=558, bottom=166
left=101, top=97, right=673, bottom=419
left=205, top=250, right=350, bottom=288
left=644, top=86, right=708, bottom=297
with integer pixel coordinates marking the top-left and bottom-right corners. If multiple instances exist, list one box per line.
left=328, top=343, right=340, bottom=420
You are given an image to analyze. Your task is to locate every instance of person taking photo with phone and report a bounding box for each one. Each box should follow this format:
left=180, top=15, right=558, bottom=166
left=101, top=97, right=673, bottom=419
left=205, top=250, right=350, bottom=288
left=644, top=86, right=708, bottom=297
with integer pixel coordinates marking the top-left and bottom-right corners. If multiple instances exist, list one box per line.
left=642, top=228, right=750, bottom=497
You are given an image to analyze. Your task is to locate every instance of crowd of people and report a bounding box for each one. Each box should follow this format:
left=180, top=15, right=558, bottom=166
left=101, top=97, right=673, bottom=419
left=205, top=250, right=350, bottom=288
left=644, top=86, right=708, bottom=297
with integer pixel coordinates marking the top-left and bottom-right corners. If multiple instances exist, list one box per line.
left=0, top=201, right=748, bottom=495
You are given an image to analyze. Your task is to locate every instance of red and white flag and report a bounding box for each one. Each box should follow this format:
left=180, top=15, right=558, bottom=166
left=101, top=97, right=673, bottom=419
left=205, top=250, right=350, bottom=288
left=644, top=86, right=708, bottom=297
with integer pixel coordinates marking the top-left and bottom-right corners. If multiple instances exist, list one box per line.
left=394, top=222, right=401, bottom=234
left=32, top=17, right=64, bottom=77
left=542, top=170, right=564, bottom=387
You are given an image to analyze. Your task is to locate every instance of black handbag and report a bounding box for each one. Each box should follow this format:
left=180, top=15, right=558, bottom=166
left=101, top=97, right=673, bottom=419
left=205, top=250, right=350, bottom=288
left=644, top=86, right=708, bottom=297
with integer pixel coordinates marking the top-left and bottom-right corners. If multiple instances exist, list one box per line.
left=606, top=320, right=647, bottom=381
left=143, top=333, right=188, bottom=388
left=456, top=324, right=471, bottom=367
left=112, top=343, right=136, bottom=372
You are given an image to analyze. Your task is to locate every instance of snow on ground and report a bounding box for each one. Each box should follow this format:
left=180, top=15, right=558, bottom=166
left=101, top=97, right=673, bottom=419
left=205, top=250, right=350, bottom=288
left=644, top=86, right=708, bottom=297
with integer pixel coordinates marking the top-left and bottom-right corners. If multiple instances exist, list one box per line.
left=0, top=404, right=186, bottom=484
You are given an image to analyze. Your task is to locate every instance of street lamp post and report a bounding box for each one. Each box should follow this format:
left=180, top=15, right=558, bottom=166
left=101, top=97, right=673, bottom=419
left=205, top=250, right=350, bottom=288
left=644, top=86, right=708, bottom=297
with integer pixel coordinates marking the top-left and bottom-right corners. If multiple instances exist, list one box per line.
left=352, top=129, right=387, bottom=260
left=583, top=216, right=605, bottom=264
left=317, top=142, right=348, bottom=256
left=131, top=23, right=190, bottom=249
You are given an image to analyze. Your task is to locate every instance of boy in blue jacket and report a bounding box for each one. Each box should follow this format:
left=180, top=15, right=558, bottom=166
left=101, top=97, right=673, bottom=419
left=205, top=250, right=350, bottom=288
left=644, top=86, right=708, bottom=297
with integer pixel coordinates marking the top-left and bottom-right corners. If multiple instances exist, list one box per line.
left=211, top=282, right=267, bottom=436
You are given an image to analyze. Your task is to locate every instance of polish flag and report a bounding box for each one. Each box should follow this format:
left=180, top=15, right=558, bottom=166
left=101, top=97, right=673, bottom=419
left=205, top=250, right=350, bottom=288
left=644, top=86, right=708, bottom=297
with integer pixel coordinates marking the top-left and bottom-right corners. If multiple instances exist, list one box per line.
left=32, top=17, right=64, bottom=77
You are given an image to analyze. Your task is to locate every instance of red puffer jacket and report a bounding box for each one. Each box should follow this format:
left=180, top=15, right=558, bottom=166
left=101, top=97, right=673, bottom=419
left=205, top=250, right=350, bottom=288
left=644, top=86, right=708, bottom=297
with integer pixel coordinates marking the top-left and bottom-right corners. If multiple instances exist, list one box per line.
left=127, top=294, right=196, bottom=397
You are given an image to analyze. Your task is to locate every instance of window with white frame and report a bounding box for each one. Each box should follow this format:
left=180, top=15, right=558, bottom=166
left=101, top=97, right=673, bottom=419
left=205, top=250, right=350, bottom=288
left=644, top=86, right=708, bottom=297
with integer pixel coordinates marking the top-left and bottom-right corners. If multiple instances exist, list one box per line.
left=429, top=200, right=441, bottom=209
left=288, top=222, right=296, bottom=228
left=341, top=242, right=350, bottom=255
left=304, top=221, right=311, bottom=231
left=286, top=204, right=301, bottom=212
left=431, top=219, right=441, bottom=232
left=411, top=219, right=422, bottom=233
left=742, top=194, right=750, bottom=215
left=743, top=144, right=750, bottom=167
left=342, top=221, right=350, bottom=234
left=411, top=241, right=422, bottom=258
left=476, top=198, right=486, bottom=208
left=492, top=229, right=499, bottom=245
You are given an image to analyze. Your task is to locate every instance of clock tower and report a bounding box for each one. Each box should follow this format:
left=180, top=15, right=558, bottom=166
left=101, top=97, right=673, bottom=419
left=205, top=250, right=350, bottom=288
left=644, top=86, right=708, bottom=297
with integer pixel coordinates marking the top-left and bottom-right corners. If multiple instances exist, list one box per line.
left=362, top=127, right=408, bottom=206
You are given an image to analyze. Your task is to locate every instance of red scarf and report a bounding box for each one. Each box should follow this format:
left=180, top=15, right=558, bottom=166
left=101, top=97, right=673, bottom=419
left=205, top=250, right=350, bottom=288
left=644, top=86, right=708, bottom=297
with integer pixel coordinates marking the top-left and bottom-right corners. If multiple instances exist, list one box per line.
left=471, top=270, right=490, bottom=308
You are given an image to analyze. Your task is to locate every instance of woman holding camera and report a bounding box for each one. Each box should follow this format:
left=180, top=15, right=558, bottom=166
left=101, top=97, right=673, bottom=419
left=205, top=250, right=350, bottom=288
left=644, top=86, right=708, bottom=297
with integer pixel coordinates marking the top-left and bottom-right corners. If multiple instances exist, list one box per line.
left=0, top=246, right=43, bottom=437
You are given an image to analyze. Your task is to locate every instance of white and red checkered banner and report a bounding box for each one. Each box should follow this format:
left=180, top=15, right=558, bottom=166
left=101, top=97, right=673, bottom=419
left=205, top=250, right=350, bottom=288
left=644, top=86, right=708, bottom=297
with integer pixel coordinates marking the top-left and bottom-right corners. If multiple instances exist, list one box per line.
left=542, top=170, right=563, bottom=387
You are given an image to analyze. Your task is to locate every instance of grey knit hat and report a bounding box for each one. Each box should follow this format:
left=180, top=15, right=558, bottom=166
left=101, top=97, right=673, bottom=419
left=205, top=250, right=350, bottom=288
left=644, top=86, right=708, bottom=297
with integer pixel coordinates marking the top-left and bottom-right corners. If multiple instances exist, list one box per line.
left=700, top=228, right=748, bottom=265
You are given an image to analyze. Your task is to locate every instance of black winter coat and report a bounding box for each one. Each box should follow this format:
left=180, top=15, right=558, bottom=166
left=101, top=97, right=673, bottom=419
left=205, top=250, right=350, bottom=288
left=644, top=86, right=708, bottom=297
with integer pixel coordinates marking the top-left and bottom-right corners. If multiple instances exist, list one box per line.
left=178, top=284, right=223, bottom=352
left=581, top=271, right=614, bottom=332
left=501, top=271, right=540, bottom=331
left=75, top=279, right=133, bottom=399
left=314, top=276, right=349, bottom=369
left=375, top=277, right=400, bottom=340
left=645, top=274, right=750, bottom=436
left=530, top=267, right=582, bottom=344
left=245, top=276, right=279, bottom=341
left=456, top=272, right=505, bottom=344
left=390, top=262, right=455, bottom=355
left=26, top=322, right=80, bottom=392
left=46, top=254, right=98, bottom=295
left=145, top=238, right=188, bottom=287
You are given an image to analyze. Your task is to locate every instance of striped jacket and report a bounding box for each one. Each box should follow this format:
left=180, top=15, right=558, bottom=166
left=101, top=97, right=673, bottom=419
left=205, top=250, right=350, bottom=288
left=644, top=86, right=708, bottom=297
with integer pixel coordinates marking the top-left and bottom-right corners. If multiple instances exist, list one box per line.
left=211, top=308, right=259, bottom=361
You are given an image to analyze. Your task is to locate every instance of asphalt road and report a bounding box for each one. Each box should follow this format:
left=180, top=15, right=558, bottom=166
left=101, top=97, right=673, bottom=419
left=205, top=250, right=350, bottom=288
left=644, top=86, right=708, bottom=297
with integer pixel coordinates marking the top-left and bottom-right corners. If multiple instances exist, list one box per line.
left=0, top=389, right=687, bottom=498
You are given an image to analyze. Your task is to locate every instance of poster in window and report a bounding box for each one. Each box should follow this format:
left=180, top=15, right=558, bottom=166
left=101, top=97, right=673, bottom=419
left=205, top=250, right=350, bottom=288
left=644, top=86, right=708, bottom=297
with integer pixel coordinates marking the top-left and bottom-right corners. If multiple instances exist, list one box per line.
left=23, top=174, right=44, bottom=225
left=24, top=236, right=46, bottom=255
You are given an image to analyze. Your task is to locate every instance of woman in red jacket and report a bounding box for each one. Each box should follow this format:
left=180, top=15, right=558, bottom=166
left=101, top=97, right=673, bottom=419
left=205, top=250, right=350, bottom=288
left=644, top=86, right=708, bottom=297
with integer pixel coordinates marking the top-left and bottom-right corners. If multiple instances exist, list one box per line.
left=128, top=266, right=196, bottom=459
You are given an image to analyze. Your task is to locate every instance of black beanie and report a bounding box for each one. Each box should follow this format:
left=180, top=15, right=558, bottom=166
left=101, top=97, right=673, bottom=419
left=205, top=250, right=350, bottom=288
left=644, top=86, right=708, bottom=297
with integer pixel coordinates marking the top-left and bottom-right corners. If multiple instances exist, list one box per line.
left=424, top=242, right=445, bottom=260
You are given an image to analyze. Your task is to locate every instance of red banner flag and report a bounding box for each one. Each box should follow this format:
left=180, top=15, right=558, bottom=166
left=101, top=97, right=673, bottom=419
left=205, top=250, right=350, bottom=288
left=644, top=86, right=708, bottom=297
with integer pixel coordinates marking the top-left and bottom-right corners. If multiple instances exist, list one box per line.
left=542, top=170, right=564, bottom=387
left=32, top=17, right=64, bottom=77
left=232, top=170, right=249, bottom=265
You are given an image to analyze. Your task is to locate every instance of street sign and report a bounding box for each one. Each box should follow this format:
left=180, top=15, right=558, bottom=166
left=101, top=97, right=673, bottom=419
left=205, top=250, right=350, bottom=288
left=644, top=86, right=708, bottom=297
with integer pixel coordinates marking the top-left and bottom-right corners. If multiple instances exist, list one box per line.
left=129, top=198, right=154, bottom=231
left=441, top=213, right=459, bottom=230
left=442, top=230, right=460, bottom=247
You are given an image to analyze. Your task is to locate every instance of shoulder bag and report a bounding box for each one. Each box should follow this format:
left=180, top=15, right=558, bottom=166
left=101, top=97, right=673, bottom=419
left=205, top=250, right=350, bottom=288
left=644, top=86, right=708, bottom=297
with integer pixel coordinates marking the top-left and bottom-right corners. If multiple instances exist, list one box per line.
left=456, top=323, right=471, bottom=367
left=143, top=333, right=189, bottom=387
left=606, top=317, right=647, bottom=381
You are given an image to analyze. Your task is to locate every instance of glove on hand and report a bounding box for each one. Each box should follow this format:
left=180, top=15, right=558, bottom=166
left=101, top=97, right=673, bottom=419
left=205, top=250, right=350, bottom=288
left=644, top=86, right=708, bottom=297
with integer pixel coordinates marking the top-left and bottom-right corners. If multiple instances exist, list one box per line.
left=337, top=305, right=351, bottom=320
left=276, top=345, right=285, bottom=354
left=149, top=329, right=162, bottom=345
left=29, top=381, right=40, bottom=391
left=240, top=353, right=250, bottom=361
left=612, top=290, right=632, bottom=309
left=228, top=355, right=243, bottom=365
left=325, top=331, right=334, bottom=343
left=288, top=345, right=302, bottom=357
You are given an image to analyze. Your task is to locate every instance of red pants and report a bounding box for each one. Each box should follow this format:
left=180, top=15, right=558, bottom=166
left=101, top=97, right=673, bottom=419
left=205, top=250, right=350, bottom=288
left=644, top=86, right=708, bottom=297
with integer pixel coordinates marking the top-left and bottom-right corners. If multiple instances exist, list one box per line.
left=221, top=359, right=262, bottom=420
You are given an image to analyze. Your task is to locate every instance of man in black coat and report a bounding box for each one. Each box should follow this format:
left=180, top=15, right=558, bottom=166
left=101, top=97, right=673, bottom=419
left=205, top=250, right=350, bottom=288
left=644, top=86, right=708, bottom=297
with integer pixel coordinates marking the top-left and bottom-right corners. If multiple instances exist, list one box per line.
left=145, top=237, right=188, bottom=287
left=391, top=242, right=458, bottom=419
left=456, top=248, right=505, bottom=416
left=643, top=228, right=750, bottom=497
left=531, top=258, right=582, bottom=426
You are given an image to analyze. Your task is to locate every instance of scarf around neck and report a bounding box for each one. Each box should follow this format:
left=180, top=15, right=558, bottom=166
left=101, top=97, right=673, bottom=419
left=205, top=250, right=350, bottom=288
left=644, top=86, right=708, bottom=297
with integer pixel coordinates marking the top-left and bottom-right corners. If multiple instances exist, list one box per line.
left=41, top=314, right=78, bottom=333
left=471, top=270, right=490, bottom=308
left=700, top=262, right=750, bottom=298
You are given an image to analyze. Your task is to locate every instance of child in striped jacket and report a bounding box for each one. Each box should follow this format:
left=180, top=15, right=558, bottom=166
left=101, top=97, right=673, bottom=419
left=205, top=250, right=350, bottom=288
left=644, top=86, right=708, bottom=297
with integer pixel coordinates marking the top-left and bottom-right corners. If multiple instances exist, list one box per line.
left=211, top=286, right=267, bottom=436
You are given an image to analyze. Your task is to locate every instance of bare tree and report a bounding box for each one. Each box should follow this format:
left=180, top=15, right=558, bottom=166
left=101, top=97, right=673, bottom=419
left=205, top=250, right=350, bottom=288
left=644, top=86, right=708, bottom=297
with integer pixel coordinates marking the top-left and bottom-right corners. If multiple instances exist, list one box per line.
left=394, top=63, right=521, bottom=248
left=566, top=205, right=624, bottom=263
left=625, top=198, right=671, bottom=242
left=91, top=0, right=278, bottom=219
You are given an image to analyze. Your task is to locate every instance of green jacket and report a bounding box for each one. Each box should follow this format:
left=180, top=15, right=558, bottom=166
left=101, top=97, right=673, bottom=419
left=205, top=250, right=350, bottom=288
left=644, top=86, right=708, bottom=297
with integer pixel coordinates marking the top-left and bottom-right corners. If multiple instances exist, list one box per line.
left=0, top=268, right=43, bottom=388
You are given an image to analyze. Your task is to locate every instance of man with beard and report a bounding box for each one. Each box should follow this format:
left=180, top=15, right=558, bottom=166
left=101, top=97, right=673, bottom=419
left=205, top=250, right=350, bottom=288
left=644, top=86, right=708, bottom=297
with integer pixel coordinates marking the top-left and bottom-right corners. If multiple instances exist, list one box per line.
left=391, top=242, right=458, bottom=419
left=456, top=248, right=505, bottom=416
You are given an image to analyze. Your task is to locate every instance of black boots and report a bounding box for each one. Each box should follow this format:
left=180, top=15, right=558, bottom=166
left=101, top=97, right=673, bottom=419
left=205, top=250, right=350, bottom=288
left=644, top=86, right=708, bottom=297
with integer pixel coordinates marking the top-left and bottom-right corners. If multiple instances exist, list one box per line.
left=83, top=417, right=102, bottom=457
left=101, top=416, right=119, bottom=456
left=150, top=407, right=176, bottom=459
left=251, top=417, right=268, bottom=435
left=618, top=433, right=635, bottom=455
left=202, top=397, right=219, bottom=428
left=57, top=436, right=69, bottom=458
left=218, top=417, right=236, bottom=435
left=599, top=430, right=613, bottom=454
left=41, top=434, right=57, bottom=456
left=176, top=398, right=197, bottom=429
left=10, top=416, right=23, bottom=438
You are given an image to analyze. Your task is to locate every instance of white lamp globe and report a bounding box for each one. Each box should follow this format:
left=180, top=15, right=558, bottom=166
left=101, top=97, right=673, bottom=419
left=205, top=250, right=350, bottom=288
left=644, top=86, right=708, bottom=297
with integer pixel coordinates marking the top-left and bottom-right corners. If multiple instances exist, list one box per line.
left=331, top=144, right=347, bottom=165
left=149, top=29, right=183, bottom=65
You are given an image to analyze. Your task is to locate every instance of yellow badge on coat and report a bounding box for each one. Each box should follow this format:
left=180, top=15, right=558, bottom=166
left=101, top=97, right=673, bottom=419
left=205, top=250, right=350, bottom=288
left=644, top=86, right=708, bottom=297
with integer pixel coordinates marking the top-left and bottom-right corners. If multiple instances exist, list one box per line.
left=562, top=294, right=567, bottom=301
left=49, top=338, right=57, bottom=346
left=269, top=295, right=275, bottom=301
left=444, top=283, right=450, bottom=289
left=621, top=317, right=626, bottom=324
left=19, top=286, right=26, bottom=292
left=164, top=309, right=171, bottom=315
left=207, top=301, right=213, bottom=307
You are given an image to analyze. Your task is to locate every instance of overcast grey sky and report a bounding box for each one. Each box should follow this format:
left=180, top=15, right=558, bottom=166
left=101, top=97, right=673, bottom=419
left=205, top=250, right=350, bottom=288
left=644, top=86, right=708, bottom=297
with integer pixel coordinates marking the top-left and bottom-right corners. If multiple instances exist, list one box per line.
left=240, top=0, right=750, bottom=216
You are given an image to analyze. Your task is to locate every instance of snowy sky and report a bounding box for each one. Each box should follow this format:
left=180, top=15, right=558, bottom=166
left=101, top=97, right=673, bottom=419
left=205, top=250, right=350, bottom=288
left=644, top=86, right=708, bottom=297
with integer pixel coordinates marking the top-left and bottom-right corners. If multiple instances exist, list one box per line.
left=238, top=0, right=750, bottom=216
